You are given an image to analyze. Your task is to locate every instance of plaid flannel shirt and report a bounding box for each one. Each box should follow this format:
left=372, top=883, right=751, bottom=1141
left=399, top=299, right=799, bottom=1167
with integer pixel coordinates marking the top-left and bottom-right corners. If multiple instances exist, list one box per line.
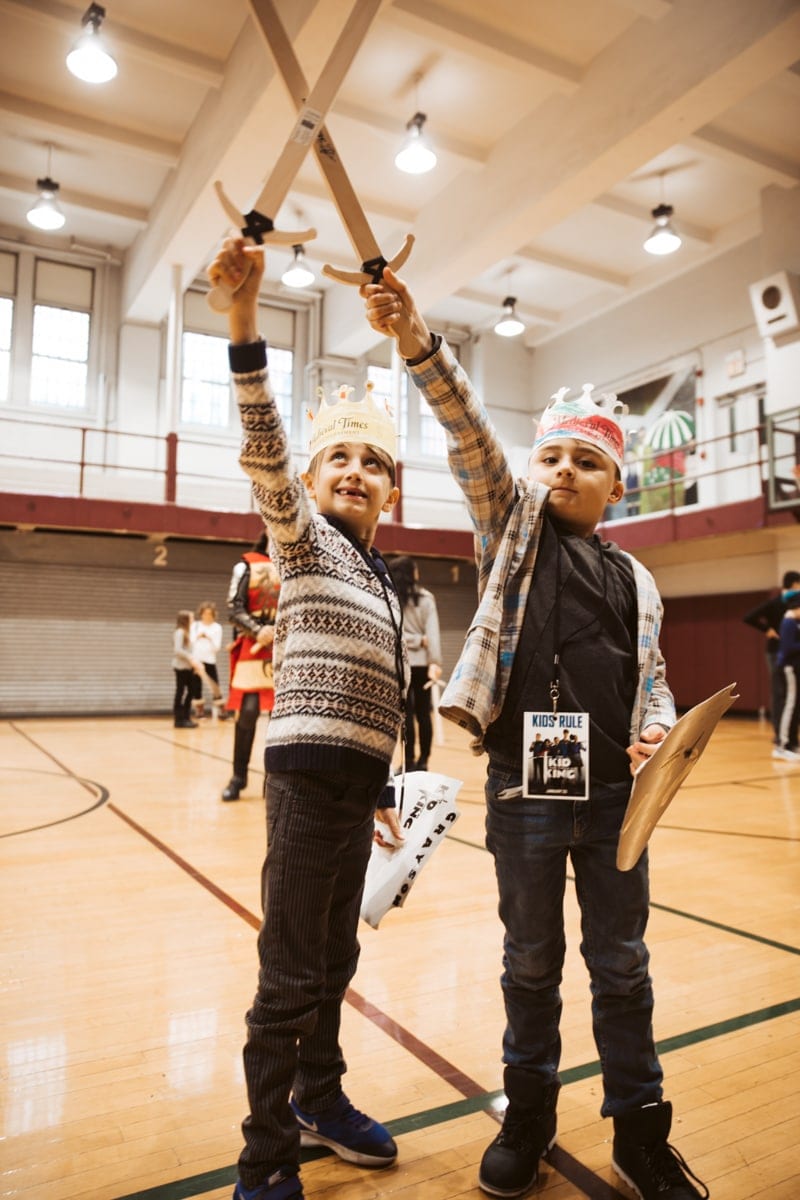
left=407, top=339, right=676, bottom=755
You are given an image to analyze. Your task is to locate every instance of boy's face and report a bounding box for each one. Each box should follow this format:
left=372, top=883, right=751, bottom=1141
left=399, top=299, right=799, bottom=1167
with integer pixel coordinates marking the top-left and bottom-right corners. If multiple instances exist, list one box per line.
left=528, top=438, right=624, bottom=537
left=302, top=441, right=399, bottom=545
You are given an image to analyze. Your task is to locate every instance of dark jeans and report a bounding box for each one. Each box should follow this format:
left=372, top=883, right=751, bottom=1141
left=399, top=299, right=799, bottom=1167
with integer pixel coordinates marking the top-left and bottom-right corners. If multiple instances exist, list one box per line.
left=404, top=665, right=433, bottom=764
left=238, top=767, right=381, bottom=1186
left=232, top=692, right=262, bottom=782
left=172, top=668, right=194, bottom=723
left=485, top=761, right=663, bottom=1118
left=768, top=649, right=785, bottom=742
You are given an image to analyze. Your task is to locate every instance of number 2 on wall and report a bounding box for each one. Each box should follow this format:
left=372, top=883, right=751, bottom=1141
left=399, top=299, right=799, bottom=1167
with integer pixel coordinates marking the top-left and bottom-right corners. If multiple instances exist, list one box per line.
left=153, top=544, right=168, bottom=568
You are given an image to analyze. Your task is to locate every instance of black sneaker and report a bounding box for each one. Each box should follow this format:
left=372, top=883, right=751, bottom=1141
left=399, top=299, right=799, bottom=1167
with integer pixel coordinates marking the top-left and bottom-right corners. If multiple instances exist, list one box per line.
left=478, top=1103, right=557, bottom=1197
left=612, top=1101, right=709, bottom=1199
left=222, top=776, right=246, bottom=801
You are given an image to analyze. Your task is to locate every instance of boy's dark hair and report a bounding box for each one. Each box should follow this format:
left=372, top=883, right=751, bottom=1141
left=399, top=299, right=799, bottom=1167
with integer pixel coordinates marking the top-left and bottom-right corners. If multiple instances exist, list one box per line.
left=782, top=570, right=800, bottom=589
left=307, top=445, right=396, bottom=487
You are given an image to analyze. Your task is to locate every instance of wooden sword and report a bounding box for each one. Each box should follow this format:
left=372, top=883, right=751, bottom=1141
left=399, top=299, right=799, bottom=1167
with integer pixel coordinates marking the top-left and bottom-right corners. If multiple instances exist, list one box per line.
left=208, top=0, right=383, bottom=311
left=248, top=0, right=414, bottom=286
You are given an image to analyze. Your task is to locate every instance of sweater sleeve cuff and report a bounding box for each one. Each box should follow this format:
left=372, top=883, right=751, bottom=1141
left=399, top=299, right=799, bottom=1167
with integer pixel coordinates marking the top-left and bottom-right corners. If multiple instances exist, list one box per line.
left=403, top=333, right=441, bottom=367
left=229, top=338, right=267, bottom=374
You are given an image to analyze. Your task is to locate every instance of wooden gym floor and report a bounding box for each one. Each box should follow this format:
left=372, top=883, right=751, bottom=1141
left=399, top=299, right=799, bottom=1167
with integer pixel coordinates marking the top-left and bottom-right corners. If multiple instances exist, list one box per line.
left=1, top=712, right=799, bottom=1200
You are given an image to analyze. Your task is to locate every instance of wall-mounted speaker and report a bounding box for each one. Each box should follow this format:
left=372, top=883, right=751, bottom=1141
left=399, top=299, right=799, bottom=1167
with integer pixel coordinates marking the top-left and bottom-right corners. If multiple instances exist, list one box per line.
left=749, top=270, right=800, bottom=340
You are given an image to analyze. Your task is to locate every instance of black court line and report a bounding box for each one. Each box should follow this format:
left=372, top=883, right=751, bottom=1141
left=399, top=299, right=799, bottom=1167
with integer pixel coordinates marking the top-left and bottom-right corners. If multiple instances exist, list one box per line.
left=4, top=724, right=110, bottom=836
left=444, top=832, right=800, bottom=956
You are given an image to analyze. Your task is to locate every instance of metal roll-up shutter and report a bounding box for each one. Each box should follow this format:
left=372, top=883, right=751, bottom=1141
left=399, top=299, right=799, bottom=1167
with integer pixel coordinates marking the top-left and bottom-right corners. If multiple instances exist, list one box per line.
left=0, top=533, right=243, bottom=716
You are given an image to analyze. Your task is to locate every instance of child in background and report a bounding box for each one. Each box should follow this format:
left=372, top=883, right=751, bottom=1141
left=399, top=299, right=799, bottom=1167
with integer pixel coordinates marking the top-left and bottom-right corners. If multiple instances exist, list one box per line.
left=389, top=555, right=443, bottom=770
left=172, top=610, right=201, bottom=729
left=190, top=601, right=226, bottom=719
left=207, top=237, right=406, bottom=1200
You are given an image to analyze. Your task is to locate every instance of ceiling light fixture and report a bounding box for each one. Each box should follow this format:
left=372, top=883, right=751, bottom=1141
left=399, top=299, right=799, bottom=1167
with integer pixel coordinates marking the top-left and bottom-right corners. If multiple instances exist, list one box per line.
left=643, top=202, right=682, bottom=255
left=281, top=244, right=315, bottom=289
left=66, top=3, right=118, bottom=84
left=494, top=295, right=525, bottom=338
left=395, top=111, right=437, bottom=175
left=26, top=146, right=66, bottom=231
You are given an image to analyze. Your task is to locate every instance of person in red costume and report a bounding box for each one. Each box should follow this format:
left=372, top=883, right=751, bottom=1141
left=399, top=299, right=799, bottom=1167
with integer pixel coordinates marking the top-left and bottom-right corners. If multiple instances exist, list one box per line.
left=222, top=531, right=281, bottom=801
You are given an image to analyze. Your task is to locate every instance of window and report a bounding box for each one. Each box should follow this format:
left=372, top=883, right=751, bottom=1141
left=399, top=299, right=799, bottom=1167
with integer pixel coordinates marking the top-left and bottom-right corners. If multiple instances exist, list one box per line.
left=268, top=346, right=294, bottom=437
left=367, top=363, right=406, bottom=457
left=181, top=331, right=230, bottom=427
left=30, top=259, right=94, bottom=410
left=181, top=334, right=294, bottom=434
left=0, top=297, right=12, bottom=404
left=30, top=305, right=90, bottom=409
left=419, top=401, right=447, bottom=458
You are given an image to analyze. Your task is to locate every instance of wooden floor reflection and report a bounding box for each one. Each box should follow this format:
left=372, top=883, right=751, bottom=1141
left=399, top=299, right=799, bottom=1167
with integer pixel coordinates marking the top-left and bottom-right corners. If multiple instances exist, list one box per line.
left=1, top=712, right=798, bottom=1199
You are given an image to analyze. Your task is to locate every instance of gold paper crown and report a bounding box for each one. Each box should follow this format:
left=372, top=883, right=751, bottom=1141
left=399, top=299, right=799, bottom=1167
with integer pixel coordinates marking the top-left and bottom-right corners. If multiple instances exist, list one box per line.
left=307, top=381, right=397, bottom=465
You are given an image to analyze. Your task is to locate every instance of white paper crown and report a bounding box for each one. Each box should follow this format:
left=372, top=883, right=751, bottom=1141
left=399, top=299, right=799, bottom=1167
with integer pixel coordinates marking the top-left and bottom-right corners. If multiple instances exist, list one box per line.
left=534, top=383, right=628, bottom=471
left=307, top=381, right=397, bottom=465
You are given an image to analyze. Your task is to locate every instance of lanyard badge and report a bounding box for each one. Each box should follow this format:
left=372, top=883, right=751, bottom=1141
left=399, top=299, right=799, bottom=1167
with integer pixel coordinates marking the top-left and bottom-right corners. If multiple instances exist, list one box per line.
left=523, top=709, right=590, bottom=800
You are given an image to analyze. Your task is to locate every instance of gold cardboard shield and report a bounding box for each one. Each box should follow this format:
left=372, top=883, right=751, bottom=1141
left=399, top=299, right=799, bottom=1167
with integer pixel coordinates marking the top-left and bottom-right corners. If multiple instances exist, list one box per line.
left=617, top=683, right=738, bottom=871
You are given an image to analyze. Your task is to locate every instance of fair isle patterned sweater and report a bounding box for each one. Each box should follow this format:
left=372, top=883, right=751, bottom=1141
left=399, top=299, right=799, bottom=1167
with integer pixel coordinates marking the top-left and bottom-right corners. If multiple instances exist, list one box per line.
left=231, top=340, right=406, bottom=781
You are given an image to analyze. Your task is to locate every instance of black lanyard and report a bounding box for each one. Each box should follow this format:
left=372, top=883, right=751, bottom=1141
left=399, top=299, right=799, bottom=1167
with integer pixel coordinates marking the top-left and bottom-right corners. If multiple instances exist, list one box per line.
left=550, top=534, right=609, bottom=715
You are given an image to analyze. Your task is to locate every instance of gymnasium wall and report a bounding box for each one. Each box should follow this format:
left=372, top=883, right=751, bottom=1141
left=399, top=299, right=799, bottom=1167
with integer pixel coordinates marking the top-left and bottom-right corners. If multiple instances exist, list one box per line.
left=0, top=527, right=775, bottom=719
left=0, top=530, right=478, bottom=718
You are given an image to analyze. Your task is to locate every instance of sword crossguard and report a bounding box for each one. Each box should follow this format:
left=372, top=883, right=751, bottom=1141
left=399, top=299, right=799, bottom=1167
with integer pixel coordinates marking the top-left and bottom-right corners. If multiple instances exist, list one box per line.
left=322, top=233, right=415, bottom=287
left=208, top=180, right=318, bottom=312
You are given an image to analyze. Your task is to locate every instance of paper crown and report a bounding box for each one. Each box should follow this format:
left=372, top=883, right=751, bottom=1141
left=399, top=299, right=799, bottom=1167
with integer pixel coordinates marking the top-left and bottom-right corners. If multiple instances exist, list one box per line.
left=533, top=383, right=627, bottom=472
left=307, top=381, right=397, bottom=465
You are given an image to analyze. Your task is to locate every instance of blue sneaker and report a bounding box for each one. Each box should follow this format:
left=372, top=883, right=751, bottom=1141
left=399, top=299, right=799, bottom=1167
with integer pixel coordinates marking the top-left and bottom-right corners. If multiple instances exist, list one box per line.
left=290, top=1093, right=397, bottom=1167
left=232, top=1165, right=304, bottom=1199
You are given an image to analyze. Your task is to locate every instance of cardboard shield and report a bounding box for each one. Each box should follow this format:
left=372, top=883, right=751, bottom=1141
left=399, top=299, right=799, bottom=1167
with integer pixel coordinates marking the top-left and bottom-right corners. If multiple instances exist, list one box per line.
left=616, top=683, right=738, bottom=871
left=360, top=771, right=462, bottom=929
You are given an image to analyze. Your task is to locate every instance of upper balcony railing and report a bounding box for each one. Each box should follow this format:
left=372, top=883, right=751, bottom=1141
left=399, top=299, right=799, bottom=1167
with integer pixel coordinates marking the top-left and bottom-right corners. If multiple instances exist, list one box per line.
left=2, top=407, right=799, bottom=540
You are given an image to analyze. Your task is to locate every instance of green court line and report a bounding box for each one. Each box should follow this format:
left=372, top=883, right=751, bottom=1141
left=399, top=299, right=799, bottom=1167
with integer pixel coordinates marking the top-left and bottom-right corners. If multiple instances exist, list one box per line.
left=112, top=995, right=800, bottom=1200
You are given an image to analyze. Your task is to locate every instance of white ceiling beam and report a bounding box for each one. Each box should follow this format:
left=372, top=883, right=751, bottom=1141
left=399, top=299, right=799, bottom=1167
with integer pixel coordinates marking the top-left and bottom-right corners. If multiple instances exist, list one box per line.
left=0, top=90, right=180, bottom=165
left=122, top=0, right=378, bottom=321
left=456, top=286, right=560, bottom=327
left=515, top=245, right=630, bottom=290
left=594, top=193, right=714, bottom=244
left=688, top=125, right=800, bottom=185
left=612, top=0, right=673, bottom=18
left=290, top=177, right=417, bottom=226
left=0, top=171, right=148, bottom=224
left=0, top=0, right=225, bottom=88
left=388, top=0, right=582, bottom=92
left=532, top=207, right=762, bottom=348
left=327, top=0, right=800, bottom=357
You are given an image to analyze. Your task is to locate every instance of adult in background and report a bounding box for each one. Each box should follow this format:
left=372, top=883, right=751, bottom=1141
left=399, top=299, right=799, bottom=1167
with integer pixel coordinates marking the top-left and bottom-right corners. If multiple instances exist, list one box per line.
left=190, top=601, right=226, bottom=720
left=743, top=569, right=800, bottom=746
left=390, top=555, right=442, bottom=771
left=222, top=533, right=281, bottom=801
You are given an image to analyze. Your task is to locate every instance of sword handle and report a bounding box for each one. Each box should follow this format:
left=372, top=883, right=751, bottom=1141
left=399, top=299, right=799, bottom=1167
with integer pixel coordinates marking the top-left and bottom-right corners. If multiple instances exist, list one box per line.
left=322, top=233, right=414, bottom=287
left=209, top=181, right=318, bottom=311
left=207, top=280, right=236, bottom=313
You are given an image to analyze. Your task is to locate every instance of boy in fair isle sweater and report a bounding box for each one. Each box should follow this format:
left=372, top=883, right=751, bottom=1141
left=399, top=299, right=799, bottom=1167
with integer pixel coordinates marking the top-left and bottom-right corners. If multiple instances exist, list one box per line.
left=208, top=238, right=406, bottom=1200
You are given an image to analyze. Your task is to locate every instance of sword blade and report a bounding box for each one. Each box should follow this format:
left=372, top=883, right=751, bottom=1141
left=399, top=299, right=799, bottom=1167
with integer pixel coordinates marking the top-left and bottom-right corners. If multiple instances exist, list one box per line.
left=247, top=0, right=382, bottom=233
left=249, top=0, right=413, bottom=283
